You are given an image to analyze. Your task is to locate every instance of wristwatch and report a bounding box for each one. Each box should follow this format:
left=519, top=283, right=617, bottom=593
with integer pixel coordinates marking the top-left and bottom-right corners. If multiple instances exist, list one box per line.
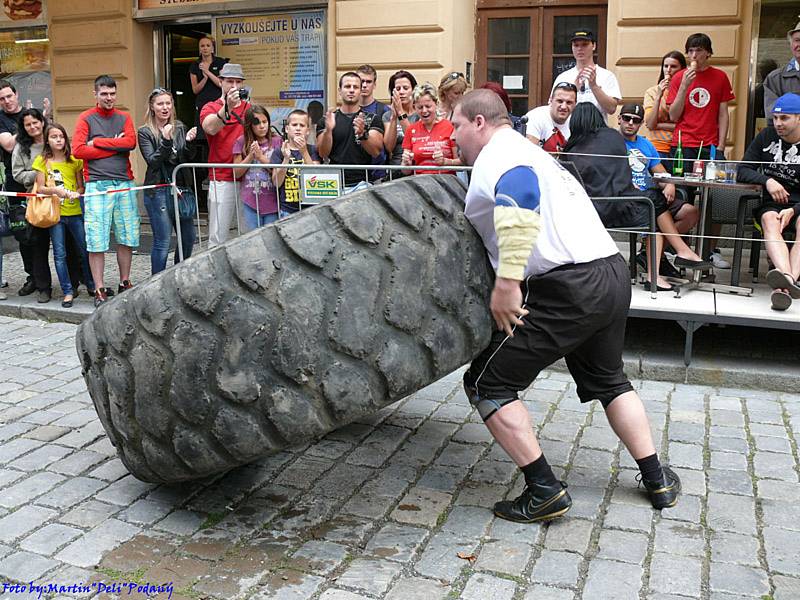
left=398, top=113, right=408, bottom=120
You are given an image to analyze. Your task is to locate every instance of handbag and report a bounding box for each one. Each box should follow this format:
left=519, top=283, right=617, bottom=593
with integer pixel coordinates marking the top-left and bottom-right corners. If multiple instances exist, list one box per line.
left=26, top=181, right=61, bottom=228
left=166, top=187, right=197, bottom=220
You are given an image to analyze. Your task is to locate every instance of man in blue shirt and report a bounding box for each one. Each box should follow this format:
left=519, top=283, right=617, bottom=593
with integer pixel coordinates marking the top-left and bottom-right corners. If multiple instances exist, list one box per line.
left=619, top=103, right=701, bottom=282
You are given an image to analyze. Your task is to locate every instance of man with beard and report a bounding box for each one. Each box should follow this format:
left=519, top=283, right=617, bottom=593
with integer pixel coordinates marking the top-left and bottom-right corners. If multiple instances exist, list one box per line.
left=738, top=93, right=800, bottom=311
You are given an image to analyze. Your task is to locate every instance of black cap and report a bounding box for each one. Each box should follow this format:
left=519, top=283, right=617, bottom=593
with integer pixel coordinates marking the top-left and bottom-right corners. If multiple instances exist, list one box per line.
left=571, top=29, right=595, bottom=42
left=620, top=103, right=644, bottom=118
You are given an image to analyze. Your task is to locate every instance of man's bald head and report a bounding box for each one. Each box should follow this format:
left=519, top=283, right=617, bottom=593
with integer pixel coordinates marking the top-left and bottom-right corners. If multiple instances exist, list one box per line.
left=456, top=89, right=512, bottom=126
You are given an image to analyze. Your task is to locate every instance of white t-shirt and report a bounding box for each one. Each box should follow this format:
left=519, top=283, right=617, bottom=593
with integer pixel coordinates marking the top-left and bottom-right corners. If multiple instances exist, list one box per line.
left=524, top=105, right=570, bottom=144
left=464, top=127, right=619, bottom=277
left=552, top=65, right=622, bottom=115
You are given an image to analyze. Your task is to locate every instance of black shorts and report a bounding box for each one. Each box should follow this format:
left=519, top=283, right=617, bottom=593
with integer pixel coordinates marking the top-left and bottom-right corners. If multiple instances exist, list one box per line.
left=465, top=253, right=635, bottom=406
left=754, top=198, right=800, bottom=230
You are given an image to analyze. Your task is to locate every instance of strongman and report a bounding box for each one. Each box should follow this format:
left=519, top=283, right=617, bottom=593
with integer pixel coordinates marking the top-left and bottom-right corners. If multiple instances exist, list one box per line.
left=452, top=90, right=680, bottom=522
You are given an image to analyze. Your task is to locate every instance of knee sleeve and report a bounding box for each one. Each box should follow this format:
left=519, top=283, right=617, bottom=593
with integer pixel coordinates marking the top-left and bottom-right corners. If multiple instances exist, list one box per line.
left=464, top=382, right=518, bottom=421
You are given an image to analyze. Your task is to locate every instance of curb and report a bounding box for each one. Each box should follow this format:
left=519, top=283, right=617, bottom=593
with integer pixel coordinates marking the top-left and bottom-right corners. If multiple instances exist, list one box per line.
left=3, top=296, right=798, bottom=394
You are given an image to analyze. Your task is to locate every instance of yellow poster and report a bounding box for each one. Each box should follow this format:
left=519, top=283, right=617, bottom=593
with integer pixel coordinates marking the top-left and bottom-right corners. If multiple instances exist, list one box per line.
left=138, top=0, right=230, bottom=9
left=215, top=11, right=325, bottom=122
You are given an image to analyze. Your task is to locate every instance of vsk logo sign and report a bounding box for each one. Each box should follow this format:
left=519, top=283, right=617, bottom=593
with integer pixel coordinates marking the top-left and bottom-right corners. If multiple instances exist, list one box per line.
left=689, top=87, right=711, bottom=109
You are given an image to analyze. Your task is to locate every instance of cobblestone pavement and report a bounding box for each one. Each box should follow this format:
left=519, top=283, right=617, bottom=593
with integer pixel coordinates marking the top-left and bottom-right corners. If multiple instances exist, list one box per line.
left=1, top=317, right=799, bottom=600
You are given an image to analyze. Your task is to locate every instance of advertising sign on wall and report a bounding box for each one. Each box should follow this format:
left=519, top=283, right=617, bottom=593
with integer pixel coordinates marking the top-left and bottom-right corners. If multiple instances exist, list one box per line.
left=0, top=0, right=44, bottom=27
left=214, top=11, right=325, bottom=126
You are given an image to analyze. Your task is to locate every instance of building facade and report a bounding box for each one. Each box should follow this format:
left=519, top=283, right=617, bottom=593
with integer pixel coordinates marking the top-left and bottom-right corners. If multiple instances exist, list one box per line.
left=16, top=0, right=796, bottom=178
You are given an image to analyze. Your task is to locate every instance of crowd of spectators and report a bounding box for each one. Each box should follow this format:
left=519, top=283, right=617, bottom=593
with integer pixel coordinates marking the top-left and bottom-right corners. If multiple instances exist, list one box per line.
left=0, top=22, right=798, bottom=311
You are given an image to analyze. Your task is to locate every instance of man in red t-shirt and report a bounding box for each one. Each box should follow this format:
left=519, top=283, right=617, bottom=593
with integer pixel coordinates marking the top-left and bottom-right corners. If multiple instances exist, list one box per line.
left=200, top=63, right=251, bottom=246
left=667, top=33, right=735, bottom=267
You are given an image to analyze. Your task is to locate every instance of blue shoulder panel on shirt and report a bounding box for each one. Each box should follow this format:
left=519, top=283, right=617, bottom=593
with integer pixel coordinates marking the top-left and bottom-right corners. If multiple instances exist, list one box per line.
left=493, top=165, right=541, bottom=211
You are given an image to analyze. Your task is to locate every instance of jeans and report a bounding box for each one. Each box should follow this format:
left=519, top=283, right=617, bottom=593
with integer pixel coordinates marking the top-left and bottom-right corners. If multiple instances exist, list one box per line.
left=49, top=215, right=94, bottom=296
left=241, top=203, right=282, bottom=230
left=144, top=188, right=196, bottom=275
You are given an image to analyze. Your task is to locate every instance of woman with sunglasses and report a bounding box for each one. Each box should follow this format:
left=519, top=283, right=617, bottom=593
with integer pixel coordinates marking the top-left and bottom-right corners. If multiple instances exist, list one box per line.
left=644, top=51, right=687, bottom=165
left=138, top=88, right=197, bottom=275
left=438, top=71, right=468, bottom=120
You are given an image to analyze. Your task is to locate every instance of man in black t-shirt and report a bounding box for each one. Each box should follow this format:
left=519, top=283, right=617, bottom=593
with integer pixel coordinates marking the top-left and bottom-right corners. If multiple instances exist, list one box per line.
left=738, top=93, right=800, bottom=311
left=316, top=72, right=384, bottom=190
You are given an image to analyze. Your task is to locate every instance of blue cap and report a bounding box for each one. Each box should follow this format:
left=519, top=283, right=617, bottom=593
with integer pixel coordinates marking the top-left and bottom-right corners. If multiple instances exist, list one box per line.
left=772, top=93, right=800, bottom=114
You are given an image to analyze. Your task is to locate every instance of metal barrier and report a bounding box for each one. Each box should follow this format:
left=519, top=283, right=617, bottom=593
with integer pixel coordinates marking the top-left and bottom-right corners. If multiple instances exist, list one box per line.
left=169, top=161, right=661, bottom=296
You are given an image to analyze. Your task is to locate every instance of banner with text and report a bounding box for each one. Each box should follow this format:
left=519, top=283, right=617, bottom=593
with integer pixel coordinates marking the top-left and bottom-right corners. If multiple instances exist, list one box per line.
left=215, top=11, right=325, bottom=129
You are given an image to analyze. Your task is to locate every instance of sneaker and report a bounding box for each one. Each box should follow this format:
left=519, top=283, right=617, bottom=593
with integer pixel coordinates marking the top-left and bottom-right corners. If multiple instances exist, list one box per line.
left=36, top=289, right=51, bottom=304
left=118, top=280, right=133, bottom=294
left=708, top=249, right=731, bottom=269
left=94, top=288, right=108, bottom=308
left=493, top=480, right=572, bottom=523
left=18, top=279, right=36, bottom=296
left=639, top=466, right=681, bottom=509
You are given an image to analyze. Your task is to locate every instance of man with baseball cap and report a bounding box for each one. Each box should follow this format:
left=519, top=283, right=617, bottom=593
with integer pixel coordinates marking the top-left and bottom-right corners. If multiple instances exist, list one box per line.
left=551, top=29, right=621, bottom=117
left=738, top=93, right=800, bottom=311
left=201, top=62, right=252, bottom=246
left=763, top=18, right=800, bottom=123
left=618, top=103, right=704, bottom=287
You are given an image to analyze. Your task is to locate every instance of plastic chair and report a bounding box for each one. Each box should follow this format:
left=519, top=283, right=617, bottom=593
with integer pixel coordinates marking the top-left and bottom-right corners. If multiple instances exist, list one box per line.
left=709, top=187, right=763, bottom=286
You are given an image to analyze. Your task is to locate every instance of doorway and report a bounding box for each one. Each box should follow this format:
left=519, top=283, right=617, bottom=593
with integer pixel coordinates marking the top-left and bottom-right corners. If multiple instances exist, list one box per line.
left=161, top=22, right=212, bottom=130
left=476, top=3, right=608, bottom=112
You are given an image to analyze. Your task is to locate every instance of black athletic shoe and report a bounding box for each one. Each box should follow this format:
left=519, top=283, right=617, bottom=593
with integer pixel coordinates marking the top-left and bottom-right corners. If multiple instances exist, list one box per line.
left=494, top=480, right=572, bottom=523
left=640, top=466, right=681, bottom=509
left=18, top=279, right=36, bottom=296
left=94, top=288, right=109, bottom=308
left=118, top=280, right=133, bottom=294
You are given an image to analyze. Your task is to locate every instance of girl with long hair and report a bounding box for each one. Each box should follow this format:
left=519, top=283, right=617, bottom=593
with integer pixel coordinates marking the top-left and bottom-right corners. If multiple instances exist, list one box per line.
left=383, top=70, right=419, bottom=175
left=11, top=108, right=52, bottom=302
left=138, top=88, right=198, bottom=274
left=644, top=51, right=687, bottom=162
left=232, top=105, right=282, bottom=229
left=33, top=123, right=93, bottom=307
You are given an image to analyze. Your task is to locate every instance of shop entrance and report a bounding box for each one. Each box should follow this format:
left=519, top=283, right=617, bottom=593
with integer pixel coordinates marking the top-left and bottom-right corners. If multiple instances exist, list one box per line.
left=161, top=22, right=212, bottom=132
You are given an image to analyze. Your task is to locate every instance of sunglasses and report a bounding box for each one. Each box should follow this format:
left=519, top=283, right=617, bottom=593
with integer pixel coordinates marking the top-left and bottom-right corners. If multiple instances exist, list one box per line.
left=446, top=72, right=464, bottom=81
left=149, top=87, right=169, bottom=99
left=554, top=82, right=578, bottom=92
left=620, top=115, right=643, bottom=124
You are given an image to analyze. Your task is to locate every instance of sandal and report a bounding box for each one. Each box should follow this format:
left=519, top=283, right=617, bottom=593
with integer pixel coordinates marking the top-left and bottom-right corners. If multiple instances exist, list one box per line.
left=766, top=269, right=800, bottom=299
left=771, top=289, right=792, bottom=311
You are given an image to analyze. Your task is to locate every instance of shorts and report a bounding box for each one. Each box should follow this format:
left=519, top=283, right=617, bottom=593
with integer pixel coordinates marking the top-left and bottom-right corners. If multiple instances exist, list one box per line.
left=84, top=180, right=140, bottom=252
left=754, top=198, right=800, bottom=231
left=465, top=253, right=635, bottom=407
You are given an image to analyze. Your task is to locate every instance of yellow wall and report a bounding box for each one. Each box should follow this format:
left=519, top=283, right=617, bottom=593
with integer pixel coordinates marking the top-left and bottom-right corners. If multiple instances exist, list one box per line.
left=606, top=0, right=754, bottom=159
left=48, top=0, right=155, bottom=179
left=330, top=0, right=476, bottom=103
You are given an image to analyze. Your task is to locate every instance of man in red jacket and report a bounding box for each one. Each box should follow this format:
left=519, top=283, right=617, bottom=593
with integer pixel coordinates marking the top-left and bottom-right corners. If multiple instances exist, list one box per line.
left=73, top=75, right=139, bottom=307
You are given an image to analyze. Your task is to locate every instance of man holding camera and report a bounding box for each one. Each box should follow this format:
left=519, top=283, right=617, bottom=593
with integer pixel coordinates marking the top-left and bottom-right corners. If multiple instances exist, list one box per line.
left=201, top=63, right=252, bottom=246
left=317, top=71, right=384, bottom=192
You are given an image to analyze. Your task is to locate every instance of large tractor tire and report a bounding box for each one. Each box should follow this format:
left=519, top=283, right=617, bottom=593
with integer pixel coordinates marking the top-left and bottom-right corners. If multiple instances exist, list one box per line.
left=76, top=175, right=494, bottom=483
